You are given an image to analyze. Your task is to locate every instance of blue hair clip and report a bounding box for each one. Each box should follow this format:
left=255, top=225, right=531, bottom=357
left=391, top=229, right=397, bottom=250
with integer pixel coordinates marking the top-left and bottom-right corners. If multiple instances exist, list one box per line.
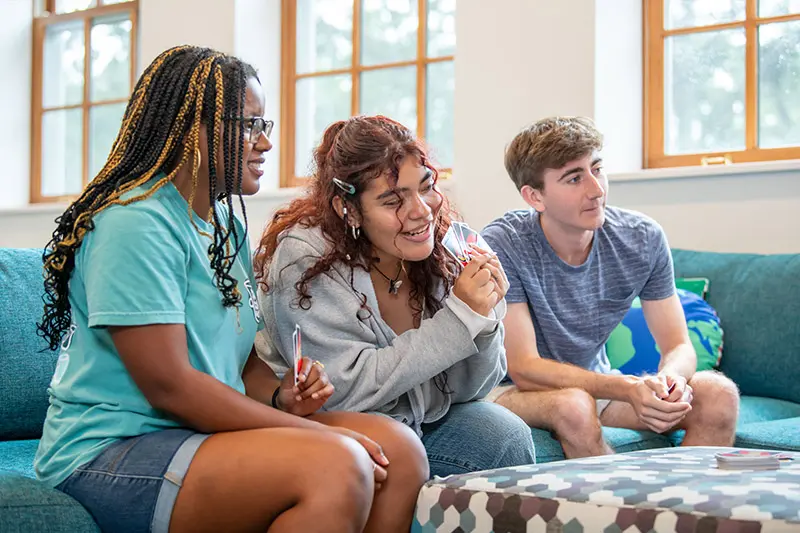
left=332, top=178, right=356, bottom=195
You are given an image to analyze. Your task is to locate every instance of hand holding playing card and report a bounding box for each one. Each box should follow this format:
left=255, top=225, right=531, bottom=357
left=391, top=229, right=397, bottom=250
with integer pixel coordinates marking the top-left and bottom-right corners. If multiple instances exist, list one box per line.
left=470, top=243, right=509, bottom=300
left=452, top=252, right=500, bottom=317
left=277, top=356, right=335, bottom=416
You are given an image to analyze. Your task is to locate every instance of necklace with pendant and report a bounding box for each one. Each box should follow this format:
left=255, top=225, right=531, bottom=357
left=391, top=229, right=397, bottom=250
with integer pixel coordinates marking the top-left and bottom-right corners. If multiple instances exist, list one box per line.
left=373, top=261, right=404, bottom=295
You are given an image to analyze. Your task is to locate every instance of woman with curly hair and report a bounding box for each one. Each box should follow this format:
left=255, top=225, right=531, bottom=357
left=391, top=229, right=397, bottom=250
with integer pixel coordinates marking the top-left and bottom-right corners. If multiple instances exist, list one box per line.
left=255, top=115, right=536, bottom=477
left=34, top=47, right=427, bottom=533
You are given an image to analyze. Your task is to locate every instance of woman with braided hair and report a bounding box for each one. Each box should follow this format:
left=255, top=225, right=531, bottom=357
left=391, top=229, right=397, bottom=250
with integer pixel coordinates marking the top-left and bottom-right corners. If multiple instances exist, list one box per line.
left=34, top=46, right=427, bottom=533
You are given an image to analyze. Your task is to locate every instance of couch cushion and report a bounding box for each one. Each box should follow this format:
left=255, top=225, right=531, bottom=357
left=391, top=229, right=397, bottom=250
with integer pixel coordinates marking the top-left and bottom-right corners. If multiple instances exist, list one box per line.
left=739, top=395, right=800, bottom=425
left=0, top=472, right=98, bottom=533
left=0, top=248, right=58, bottom=440
left=735, top=417, right=800, bottom=452
left=0, top=439, right=39, bottom=479
left=531, top=427, right=672, bottom=463
left=672, top=249, right=800, bottom=404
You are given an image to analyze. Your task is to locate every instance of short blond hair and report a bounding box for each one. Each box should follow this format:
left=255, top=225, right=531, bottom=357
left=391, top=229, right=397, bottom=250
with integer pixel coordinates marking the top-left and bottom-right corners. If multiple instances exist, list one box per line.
left=504, top=116, right=603, bottom=191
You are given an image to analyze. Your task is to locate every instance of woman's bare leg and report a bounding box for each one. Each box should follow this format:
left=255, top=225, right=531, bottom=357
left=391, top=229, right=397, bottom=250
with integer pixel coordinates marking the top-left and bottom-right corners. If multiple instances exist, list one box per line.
left=312, top=412, right=429, bottom=533
left=169, top=427, right=375, bottom=533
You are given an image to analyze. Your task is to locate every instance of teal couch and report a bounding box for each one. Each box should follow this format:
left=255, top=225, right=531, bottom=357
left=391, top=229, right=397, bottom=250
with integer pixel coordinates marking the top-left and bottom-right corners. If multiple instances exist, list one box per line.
left=529, top=249, right=800, bottom=462
left=2, top=246, right=799, bottom=530
left=0, top=248, right=98, bottom=532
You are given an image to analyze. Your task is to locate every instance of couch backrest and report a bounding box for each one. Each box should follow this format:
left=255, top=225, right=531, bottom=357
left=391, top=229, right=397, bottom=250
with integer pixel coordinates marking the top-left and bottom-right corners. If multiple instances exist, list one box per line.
left=0, top=248, right=57, bottom=440
left=672, top=249, right=800, bottom=404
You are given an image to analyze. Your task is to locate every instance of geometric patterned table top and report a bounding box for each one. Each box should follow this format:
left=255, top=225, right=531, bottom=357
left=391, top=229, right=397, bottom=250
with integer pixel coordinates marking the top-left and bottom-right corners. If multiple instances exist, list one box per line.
left=413, top=447, right=800, bottom=533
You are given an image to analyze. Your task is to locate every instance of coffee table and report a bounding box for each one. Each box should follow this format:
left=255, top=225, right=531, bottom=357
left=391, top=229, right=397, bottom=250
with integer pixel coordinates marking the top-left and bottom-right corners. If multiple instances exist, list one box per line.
left=413, top=447, right=800, bottom=532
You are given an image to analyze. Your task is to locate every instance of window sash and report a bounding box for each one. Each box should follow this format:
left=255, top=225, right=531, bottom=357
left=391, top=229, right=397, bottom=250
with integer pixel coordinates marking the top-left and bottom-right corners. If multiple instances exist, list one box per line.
left=644, top=0, right=800, bottom=168
left=31, top=0, right=137, bottom=203
left=280, top=0, right=454, bottom=187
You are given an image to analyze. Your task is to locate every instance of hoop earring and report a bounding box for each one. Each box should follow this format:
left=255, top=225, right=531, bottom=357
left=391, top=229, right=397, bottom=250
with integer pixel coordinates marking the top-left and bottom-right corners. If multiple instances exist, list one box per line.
left=342, top=203, right=360, bottom=240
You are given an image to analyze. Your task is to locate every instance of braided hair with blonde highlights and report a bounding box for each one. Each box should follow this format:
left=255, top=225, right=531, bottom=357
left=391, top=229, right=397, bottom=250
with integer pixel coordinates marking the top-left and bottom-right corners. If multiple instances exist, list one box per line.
left=39, top=45, right=257, bottom=351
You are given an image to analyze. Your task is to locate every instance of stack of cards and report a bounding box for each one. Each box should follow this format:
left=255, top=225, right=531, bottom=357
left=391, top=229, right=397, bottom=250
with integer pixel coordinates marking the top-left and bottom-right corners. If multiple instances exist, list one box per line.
left=291, top=324, right=303, bottom=386
left=442, top=221, right=493, bottom=266
left=715, top=450, right=782, bottom=470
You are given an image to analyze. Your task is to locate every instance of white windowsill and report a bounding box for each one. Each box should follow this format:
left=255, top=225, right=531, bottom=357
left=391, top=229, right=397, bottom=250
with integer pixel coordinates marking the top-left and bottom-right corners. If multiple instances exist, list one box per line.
left=610, top=159, right=800, bottom=182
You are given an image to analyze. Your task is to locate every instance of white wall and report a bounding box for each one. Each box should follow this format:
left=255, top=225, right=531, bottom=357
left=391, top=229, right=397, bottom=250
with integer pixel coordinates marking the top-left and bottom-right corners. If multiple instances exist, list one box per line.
left=452, top=0, right=800, bottom=254
left=451, top=0, right=596, bottom=228
left=138, top=0, right=237, bottom=72
left=235, top=0, right=281, bottom=191
left=611, top=169, right=800, bottom=254
left=0, top=0, right=32, bottom=209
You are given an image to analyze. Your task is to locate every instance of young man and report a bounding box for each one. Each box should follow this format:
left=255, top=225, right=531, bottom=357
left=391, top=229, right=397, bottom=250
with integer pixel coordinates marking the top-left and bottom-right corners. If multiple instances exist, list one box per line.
left=481, top=116, right=740, bottom=459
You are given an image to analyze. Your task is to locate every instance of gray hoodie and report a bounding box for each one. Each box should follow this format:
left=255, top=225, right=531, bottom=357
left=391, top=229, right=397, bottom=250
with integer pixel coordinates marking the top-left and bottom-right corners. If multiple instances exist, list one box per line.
left=256, top=225, right=508, bottom=435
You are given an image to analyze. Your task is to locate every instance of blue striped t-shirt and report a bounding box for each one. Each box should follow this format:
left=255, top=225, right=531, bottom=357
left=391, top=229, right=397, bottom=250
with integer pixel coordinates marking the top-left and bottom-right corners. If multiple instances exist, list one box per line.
left=482, top=206, right=675, bottom=373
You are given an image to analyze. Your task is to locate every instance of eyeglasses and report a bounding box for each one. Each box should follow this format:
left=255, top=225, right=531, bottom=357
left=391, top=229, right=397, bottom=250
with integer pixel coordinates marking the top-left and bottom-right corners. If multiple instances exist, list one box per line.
left=231, top=117, right=274, bottom=143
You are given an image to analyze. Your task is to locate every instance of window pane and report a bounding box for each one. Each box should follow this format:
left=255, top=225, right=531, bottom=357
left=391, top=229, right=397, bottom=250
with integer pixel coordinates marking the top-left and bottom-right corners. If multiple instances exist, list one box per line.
left=55, top=0, right=96, bottom=13
left=427, top=0, right=455, bottom=57
left=665, top=0, right=745, bottom=30
left=295, top=75, right=352, bottom=176
left=90, top=13, right=132, bottom=102
left=41, top=109, right=83, bottom=197
left=759, top=21, right=800, bottom=148
left=425, top=61, right=454, bottom=168
left=90, top=102, right=126, bottom=179
left=103, top=0, right=133, bottom=4
left=296, top=0, right=353, bottom=74
left=43, top=20, right=84, bottom=108
left=360, top=66, right=417, bottom=131
left=361, top=0, right=417, bottom=66
left=665, top=29, right=746, bottom=154
left=759, top=0, right=800, bottom=17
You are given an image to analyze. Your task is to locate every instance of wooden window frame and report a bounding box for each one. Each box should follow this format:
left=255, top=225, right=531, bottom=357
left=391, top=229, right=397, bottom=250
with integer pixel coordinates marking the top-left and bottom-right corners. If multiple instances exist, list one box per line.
left=643, top=0, right=800, bottom=168
left=31, top=0, right=138, bottom=204
left=280, top=0, right=454, bottom=187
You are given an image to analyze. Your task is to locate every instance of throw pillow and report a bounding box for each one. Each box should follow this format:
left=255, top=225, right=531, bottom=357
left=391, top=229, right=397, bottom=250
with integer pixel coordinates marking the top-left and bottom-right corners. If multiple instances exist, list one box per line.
left=606, top=289, right=723, bottom=376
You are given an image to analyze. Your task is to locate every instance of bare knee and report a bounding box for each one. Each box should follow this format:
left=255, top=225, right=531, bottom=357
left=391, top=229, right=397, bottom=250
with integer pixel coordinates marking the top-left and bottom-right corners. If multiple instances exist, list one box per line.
left=304, top=432, right=375, bottom=521
left=688, top=371, right=740, bottom=427
left=368, top=417, right=429, bottom=488
left=550, top=388, right=600, bottom=438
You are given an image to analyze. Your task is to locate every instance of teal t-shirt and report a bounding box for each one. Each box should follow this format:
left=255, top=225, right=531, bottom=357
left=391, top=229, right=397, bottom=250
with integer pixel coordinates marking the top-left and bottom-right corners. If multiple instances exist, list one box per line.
left=34, top=178, right=263, bottom=487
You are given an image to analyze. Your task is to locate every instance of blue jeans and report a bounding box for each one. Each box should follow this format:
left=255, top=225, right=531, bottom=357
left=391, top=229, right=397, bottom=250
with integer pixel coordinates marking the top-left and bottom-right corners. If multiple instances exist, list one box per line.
left=56, top=429, right=208, bottom=533
left=420, top=401, right=536, bottom=477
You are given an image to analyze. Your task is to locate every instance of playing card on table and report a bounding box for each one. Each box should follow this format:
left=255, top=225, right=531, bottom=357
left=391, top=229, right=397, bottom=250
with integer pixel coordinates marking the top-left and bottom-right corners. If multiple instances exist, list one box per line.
left=291, top=324, right=303, bottom=386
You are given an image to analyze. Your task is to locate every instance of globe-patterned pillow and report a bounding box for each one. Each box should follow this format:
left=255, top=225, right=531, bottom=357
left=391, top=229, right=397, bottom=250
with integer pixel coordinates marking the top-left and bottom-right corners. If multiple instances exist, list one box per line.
left=605, top=289, right=723, bottom=375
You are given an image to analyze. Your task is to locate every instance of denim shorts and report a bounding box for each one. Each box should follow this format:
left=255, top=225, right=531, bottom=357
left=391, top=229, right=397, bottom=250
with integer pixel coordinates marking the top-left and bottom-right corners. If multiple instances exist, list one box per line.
left=56, top=428, right=209, bottom=533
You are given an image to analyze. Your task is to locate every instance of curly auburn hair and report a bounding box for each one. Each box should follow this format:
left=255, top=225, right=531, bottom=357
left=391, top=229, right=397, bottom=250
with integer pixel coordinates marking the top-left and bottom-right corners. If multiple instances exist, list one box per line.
left=254, top=115, right=460, bottom=324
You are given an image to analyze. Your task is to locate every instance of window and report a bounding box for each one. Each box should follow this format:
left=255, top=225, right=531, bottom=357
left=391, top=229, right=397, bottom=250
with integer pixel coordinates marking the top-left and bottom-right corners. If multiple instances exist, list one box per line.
left=31, top=0, right=137, bottom=203
left=644, top=0, right=800, bottom=168
left=281, top=0, right=455, bottom=187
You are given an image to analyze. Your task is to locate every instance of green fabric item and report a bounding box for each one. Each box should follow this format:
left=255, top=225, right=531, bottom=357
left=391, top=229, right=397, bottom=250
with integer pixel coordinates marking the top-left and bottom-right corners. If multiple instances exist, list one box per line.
left=675, top=277, right=710, bottom=298
left=672, top=249, right=800, bottom=404
left=0, top=248, right=57, bottom=440
left=0, top=473, right=98, bottom=533
left=735, top=417, right=800, bottom=452
left=606, top=289, right=723, bottom=375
